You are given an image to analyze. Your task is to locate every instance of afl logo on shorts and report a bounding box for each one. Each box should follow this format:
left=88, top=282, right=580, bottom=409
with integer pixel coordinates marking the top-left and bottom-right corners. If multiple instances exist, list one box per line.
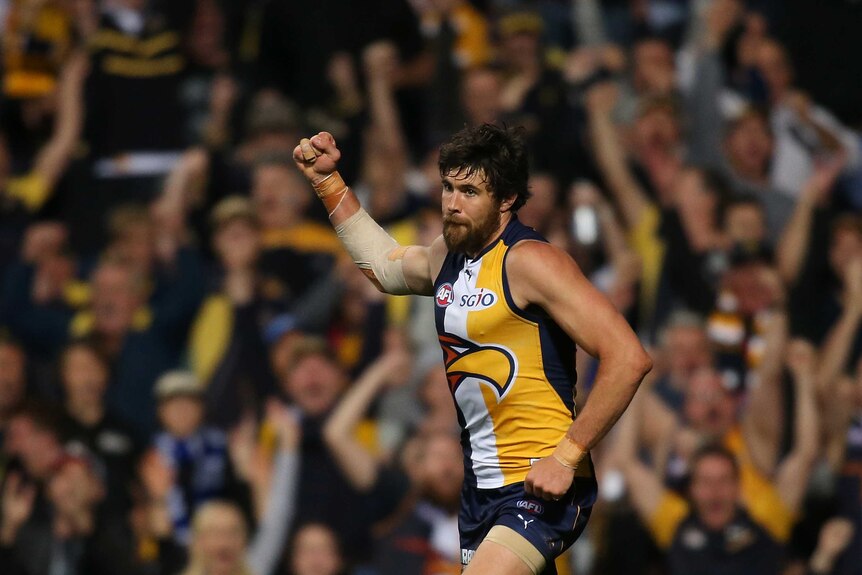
left=436, top=283, right=454, bottom=307
left=516, top=500, right=545, bottom=515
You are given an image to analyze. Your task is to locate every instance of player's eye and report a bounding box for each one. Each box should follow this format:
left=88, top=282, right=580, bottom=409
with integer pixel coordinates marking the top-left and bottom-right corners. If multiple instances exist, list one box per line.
left=442, top=181, right=453, bottom=191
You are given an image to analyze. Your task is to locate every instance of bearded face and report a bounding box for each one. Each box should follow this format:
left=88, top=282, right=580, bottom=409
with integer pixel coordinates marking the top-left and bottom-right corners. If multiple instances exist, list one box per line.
left=441, top=169, right=506, bottom=257
left=443, top=203, right=502, bottom=256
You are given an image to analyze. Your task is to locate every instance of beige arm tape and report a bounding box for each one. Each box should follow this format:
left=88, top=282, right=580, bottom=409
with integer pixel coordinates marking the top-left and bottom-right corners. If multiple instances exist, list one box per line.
left=334, top=207, right=411, bottom=295
left=483, top=525, right=546, bottom=575
left=552, top=435, right=588, bottom=470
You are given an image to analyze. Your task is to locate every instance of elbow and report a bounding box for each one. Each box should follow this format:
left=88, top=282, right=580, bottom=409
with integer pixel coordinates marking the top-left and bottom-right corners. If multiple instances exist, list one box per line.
left=631, top=348, right=653, bottom=382
left=622, top=350, right=652, bottom=396
left=596, top=341, right=653, bottom=389
left=796, top=437, right=820, bottom=468
left=321, top=421, right=344, bottom=448
left=184, top=147, right=210, bottom=173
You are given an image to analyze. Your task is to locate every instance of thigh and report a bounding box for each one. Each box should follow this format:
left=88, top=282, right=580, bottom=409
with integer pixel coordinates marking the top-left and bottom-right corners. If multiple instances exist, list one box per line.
left=462, top=533, right=537, bottom=575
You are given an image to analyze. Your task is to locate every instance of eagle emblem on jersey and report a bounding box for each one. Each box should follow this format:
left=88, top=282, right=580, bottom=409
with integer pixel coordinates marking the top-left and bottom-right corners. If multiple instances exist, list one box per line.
left=438, top=333, right=517, bottom=399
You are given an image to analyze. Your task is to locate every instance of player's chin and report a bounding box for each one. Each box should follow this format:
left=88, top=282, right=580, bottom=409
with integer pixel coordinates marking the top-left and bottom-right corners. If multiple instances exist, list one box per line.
left=443, top=227, right=469, bottom=251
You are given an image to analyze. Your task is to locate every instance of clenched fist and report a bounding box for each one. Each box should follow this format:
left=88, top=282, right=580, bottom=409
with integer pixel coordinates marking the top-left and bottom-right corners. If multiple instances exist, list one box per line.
left=293, top=132, right=341, bottom=185
left=524, top=456, right=575, bottom=501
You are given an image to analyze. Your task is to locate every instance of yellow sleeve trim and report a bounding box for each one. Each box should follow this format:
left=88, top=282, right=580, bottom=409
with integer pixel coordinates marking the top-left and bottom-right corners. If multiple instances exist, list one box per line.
left=189, top=295, right=234, bottom=384
left=648, top=491, right=690, bottom=550
left=70, top=311, right=94, bottom=338
left=4, top=72, right=57, bottom=99
left=6, top=173, right=50, bottom=212
left=63, top=281, right=92, bottom=308
left=355, top=419, right=380, bottom=456
left=724, top=426, right=796, bottom=542
left=260, top=222, right=344, bottom=256
left=627, top=203, right=664, bottom=325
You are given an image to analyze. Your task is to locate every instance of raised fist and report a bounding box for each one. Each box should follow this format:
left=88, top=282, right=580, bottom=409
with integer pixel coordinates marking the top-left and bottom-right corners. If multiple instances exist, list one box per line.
left=293, top=132, right=341, bottom=185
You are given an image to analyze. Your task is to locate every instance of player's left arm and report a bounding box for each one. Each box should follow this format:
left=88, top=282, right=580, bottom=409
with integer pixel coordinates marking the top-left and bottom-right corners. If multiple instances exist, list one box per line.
left=509, top=240, right=652, bottom=500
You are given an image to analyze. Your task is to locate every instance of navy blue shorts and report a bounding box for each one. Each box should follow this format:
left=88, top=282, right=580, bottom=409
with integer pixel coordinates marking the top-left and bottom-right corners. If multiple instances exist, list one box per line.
left=459, top=477, right=597, bottom=574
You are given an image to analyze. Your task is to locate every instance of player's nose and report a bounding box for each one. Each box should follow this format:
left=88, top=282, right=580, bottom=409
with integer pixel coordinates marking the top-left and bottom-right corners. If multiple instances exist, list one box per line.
left=445, top=191, right=461, bottom=213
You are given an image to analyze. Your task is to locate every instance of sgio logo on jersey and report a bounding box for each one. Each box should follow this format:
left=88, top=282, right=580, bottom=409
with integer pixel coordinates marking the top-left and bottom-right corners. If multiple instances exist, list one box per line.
left=459, top=288, right=497, bottom=310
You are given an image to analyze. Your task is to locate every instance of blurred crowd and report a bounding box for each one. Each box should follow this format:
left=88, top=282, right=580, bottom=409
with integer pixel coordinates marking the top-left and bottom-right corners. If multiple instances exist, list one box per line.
left=0, top=0, right=861, bottom=574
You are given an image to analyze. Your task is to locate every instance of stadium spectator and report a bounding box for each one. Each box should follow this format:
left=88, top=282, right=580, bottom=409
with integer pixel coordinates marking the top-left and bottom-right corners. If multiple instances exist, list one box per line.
left=60, top=339, right=139, bottom=512
left=150, top=370, right=249, bottom=545
left=612, top=336, right=819, bottom=546
left=318, top=342, right=461, bottom=573
left=679, top=5, right=798, bottom=244
left=0, top=0, right=76, bottom=169
left=418, top=0, right=492, bottom=143
left=278, top=336, right=409, bottom=564
left=753, top=38, right=860, bottom=199
left=375, top=431, right=463, bottom=574
left=496, top=10, right=578, bottom=177
left=818, top=264, right=862, bottom=575
left=102, top=203, right=205, bottom=350
left=251, top=155, right=343, bottom=324
left=0, top=402, right=108, bottom=575
left=178, top=402, right=300, bottom=575
left=188, top=196, right=277, bottom=427
left=635, top=444, right=784, bottom=575
left=1, top=0, right=861, bottom=572
left=286, top=522, right=347, bottom=575
left=648, top=311, right=713, bottom=415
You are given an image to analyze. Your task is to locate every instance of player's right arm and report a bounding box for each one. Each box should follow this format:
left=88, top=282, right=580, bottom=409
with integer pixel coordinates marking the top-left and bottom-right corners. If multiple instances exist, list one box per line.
left=293, top=132, right=447, bottom=296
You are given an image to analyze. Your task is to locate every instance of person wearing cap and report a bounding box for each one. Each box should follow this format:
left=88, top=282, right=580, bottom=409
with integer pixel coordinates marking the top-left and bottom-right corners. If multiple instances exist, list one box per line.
left=172, top=400, right=302, bottom=575
left=188, top=195, right=282, bottom=427
left=496, top=10, right=574, bottom=179
left=151, top=370, right=249, bottom=546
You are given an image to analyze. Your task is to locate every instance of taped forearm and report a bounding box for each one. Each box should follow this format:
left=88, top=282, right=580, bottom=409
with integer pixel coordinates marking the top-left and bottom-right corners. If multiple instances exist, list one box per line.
left=334, top=208, right=411, bottom=295
left=311, top=171, right=411, bottom=294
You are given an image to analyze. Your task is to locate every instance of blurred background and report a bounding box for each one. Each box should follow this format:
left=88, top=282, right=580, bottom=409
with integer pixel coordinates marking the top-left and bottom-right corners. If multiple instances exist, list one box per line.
left=0, top=0, right=861, bottom=574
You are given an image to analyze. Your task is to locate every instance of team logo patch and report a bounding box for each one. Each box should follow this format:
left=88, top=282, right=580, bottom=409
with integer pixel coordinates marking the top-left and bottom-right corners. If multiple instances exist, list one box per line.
left=459, top=288, right=498, bottom=310
left=435, top=283, right=454, bottom=307
left=682, top=527, right=707, bottom=550
left=438, top=333, right=517, bottom=398
left=516, top=500, right=544, bottom=515
left=725, top=524, right=756, bottom=553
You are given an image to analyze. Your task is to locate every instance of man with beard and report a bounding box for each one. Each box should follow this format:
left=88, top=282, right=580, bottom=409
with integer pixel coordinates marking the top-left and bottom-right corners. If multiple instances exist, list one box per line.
left=374, top=431, right=464, bottom=575
left=293, top=124, right=652, bottom=575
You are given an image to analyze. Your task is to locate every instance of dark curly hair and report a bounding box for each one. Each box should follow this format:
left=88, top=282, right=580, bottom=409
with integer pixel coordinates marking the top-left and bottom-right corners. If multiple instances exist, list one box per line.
left=438, top=124, right=531, bottom=212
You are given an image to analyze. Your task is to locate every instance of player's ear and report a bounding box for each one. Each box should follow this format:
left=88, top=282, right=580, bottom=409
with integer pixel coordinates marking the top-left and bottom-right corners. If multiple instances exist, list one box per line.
left=499, top=195, right=515, bottom=213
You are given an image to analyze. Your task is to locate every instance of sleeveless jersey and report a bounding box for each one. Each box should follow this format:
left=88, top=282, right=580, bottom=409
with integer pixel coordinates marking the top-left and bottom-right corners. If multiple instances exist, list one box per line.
left=433, top=216, right=591, bottom=489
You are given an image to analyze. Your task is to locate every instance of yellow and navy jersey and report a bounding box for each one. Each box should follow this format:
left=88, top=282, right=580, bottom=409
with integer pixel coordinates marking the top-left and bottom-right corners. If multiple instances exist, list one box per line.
left=433, top=216, right=592, bottom=489
left=3, top=1, right=72, bottom=99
